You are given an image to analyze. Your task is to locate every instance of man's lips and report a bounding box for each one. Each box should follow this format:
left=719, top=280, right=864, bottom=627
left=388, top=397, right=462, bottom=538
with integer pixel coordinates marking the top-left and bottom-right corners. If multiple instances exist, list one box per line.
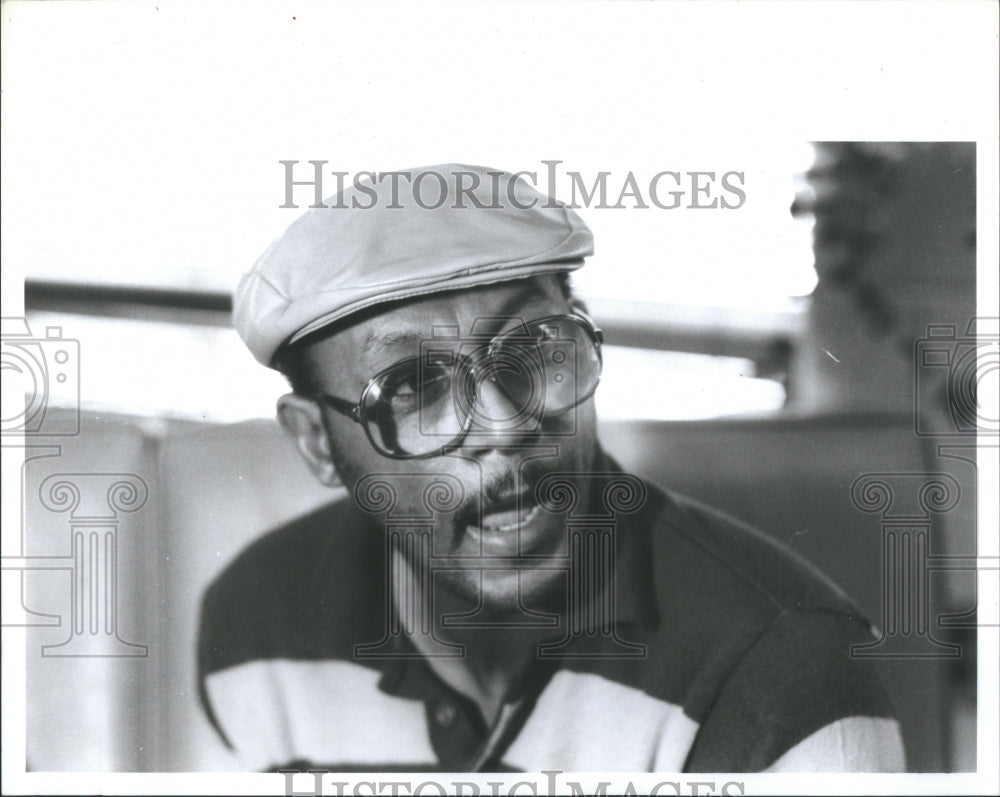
left=478, top=498, right=541, bottom=532
left=456, top=490, right=553, bottom=555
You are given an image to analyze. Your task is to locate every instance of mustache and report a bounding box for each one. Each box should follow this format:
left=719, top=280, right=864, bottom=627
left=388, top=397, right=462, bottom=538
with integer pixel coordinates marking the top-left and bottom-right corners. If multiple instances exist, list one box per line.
left=454, top=462, right=552, bottom=527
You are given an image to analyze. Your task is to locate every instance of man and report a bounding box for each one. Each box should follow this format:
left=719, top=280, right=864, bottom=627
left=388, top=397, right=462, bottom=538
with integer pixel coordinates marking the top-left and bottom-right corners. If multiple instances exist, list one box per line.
left=198, top=164, right=906, bottom=772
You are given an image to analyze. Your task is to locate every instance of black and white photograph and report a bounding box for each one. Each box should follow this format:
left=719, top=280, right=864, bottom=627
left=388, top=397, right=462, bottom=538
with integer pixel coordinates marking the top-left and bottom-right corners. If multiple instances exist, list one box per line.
left=2, top=2, right=997, bottom=795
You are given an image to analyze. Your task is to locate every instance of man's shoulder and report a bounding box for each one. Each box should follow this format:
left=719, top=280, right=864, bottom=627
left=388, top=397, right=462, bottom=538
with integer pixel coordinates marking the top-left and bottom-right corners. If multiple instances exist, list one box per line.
left=652, top=486, right=868, bottom=624
left=649, top=490, right=900, bottom=771
left=199, top=498, right=383, bottom=672
left=204, top=499, right=354, bottom=606
left=599, top=479, right=894, bottom=760
left=619, top=479, right=877, bottom=693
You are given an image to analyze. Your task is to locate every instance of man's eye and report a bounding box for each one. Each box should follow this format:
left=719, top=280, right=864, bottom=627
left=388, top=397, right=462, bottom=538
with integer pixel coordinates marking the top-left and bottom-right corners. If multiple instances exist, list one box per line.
left=385, top=364, right=450, bottom=401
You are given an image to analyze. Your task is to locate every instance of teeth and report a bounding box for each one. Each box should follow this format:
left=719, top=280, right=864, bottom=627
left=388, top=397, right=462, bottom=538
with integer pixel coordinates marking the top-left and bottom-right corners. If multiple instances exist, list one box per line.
left=479, top=502, right=540, bottom=532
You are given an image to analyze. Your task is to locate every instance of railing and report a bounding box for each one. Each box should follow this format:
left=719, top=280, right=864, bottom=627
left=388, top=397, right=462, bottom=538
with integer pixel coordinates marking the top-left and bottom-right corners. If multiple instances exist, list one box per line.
left=24, top=277, right=805, bottom=383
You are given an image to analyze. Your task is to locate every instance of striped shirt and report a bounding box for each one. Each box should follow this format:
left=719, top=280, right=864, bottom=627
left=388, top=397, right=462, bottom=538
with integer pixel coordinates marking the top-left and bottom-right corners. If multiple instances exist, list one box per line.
left=198, top=450, right=905, bottom=772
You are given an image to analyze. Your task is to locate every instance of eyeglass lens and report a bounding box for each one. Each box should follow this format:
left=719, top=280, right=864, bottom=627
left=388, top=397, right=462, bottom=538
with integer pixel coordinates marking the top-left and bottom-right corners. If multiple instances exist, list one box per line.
left=361, top=317, right=600, bottom=456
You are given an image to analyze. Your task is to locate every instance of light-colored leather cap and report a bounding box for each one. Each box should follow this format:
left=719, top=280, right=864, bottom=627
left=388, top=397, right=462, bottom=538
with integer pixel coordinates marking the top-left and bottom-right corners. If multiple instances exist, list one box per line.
left=233, top=163, right=593, bottom=367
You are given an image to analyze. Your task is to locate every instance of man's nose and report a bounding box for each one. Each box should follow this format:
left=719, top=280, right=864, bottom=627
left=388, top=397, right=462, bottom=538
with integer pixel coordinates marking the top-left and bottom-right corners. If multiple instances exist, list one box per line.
left=460, top=374, right=538, bottom=446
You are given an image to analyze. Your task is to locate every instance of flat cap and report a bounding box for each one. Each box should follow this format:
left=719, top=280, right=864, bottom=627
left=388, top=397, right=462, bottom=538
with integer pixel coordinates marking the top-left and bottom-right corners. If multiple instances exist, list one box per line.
left=233, top=163, right=593, bottom=367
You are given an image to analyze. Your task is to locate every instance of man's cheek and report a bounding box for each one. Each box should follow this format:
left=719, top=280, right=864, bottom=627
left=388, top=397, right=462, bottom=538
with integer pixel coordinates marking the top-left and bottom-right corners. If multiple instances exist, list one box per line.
left=549, top=403, right=598, bottom=453
left=328, top=450, right=359, bottom=489
left=541, top=408, right=592, bottom=443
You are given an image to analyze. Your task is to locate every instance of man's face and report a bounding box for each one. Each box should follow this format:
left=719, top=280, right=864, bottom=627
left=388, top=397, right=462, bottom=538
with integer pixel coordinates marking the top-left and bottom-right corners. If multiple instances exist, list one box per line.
left=293, top=275, right=600, bottom=614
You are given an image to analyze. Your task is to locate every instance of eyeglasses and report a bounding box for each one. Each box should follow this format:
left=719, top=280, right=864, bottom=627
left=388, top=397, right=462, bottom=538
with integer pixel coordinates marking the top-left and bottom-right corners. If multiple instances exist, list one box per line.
left=314, top=314, right=604, bottom=459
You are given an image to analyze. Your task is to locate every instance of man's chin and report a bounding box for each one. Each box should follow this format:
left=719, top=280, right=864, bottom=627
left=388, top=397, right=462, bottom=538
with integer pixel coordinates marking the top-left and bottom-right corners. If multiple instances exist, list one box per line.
left=437, top=565, right=566, bottom=619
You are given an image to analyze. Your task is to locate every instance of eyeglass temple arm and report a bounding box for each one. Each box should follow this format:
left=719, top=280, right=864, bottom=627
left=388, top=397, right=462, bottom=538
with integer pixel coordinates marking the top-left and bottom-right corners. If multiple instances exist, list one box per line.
left=314, top=393, right=363, bottom=423
left=571, top=309, right=604, bottom=347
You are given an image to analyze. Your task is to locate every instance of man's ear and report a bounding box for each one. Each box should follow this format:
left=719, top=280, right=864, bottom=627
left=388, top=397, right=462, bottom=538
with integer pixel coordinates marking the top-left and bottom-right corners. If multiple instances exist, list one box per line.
left=276, top=393, right=341, bottom=487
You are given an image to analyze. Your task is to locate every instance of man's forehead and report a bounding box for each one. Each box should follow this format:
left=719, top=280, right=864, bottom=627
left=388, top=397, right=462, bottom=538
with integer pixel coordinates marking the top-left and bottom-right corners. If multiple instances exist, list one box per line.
left=347, top=276, right=563, bottom=341
left=303, top=275, right=567, bottom=379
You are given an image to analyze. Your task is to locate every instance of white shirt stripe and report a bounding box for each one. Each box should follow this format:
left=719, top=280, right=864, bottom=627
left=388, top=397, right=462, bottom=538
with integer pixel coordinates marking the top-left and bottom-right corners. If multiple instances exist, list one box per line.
left=205, top=659, right=436, bottom=770
left=501, top=670, right=700, bottom=771
left=765, top=716, right=906, bottom=772
left=208, top=661, right=905, bottom=772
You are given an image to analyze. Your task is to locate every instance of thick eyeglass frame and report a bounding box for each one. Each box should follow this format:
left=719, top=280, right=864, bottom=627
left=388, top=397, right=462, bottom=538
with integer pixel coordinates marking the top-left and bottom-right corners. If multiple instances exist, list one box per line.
left=312, top=313, right=604, bottom=459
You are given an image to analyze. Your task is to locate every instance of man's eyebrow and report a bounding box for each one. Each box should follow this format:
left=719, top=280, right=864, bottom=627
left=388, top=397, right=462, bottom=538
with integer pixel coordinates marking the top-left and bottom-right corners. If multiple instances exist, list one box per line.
left=362, top=329, right=426, bottom=356
left=496, top=283, right=549, bottom=319
left=362, top=283, right=549, bottom=353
